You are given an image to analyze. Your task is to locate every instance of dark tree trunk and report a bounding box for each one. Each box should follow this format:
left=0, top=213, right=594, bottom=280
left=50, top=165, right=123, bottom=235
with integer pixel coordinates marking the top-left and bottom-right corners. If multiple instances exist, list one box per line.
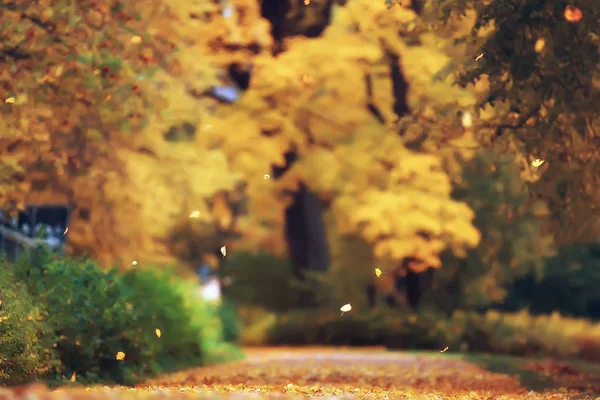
left=393, top=257, right=424, bottom=310
left=274, top=152, right=330, bottom=279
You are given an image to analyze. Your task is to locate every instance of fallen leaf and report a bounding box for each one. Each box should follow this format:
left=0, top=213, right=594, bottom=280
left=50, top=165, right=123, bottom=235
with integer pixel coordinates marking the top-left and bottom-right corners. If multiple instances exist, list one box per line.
left=189, top=210, right=201, bottom=218
left=461, top=111, right=473, bottom=128
left=534, top=38, right=545, bottom=52
left=564, top=6, right=582, bottom=22
left=532, top=159, right=545, bottom=170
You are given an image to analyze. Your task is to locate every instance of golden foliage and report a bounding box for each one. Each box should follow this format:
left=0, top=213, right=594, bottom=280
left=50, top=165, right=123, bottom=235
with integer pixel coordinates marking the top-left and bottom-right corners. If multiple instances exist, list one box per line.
left=2, top=0, right=481, bottom=267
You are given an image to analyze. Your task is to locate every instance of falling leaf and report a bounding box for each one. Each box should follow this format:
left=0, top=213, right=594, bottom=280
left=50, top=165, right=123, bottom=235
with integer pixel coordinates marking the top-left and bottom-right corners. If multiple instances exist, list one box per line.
left=534, top=38, right=545, bottom=53
left=531, top=159, right=545, bottom=170
left=5, top=97, right=15, bottom=103
left=263, top=173, right=271, bottom=180
left=27, top=315, right=34, bottom=321
left=155, top=328, right=162, bottom=338
left=475, top=53, right=483, bottom=62
left=304, top=0, right=310, bottom=4
left=70, top=372, right=76, bottom=382
left=131, top=260, right=138, bottom=266
left=126, top=303, right=133, bottom=311
left=220, top=245, right=227, bottom=257
left=461, top=111, right=473, bottom=128
left=189, top=210, right=201, bottom=218
left=340, top=303, right=352, bottom=314
left=441, top=346, right=449, bottom=353
left=564, top=6, right=582, bottom=22
left=375, top=268, right=383, bottom=278
left=61, top=226, right=69, bottom=237
left=130, top=35, right=142, bottom=44
left=116, top=351, right=126, bottom=361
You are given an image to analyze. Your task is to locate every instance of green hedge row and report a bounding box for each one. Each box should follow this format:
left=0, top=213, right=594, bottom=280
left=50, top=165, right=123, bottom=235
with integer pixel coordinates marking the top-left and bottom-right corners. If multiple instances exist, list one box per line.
left=242, top=307, right=600, bottom=362
left=0, top=249, right=241, bottom=386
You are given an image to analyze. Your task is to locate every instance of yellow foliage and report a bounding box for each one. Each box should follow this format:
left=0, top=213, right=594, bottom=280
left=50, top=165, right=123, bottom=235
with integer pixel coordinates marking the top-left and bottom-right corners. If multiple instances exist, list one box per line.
left=1, top=0, right=482, bottom=268
left=206, top=0, right=481, bottom=268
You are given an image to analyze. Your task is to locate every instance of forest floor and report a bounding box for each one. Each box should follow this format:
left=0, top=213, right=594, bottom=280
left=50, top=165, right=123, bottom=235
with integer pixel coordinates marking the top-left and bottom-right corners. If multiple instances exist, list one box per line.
left=4, top=347, right=600, bottom=399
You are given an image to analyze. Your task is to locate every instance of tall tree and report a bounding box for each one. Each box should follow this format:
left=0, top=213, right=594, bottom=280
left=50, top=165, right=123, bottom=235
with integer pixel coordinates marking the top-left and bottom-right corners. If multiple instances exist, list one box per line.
left=427, top=0, right=600, bottom=245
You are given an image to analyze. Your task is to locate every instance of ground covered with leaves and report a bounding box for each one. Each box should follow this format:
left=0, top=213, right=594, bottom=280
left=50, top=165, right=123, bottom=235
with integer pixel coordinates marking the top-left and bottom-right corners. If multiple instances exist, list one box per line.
left=3, top=347, right=600, bottom=399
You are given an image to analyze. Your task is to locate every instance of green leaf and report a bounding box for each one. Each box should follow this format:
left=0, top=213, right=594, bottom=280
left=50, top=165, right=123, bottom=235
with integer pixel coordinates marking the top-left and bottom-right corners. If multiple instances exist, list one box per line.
left=77, top=54, right=91, bottom=64
left=68, top=15, right=82, bottom=25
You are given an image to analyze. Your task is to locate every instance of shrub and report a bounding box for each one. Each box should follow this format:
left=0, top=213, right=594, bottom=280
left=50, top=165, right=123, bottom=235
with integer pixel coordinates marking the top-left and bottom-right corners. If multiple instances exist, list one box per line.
left=499, top=243, right=600, bottom=319
left=219, top=251, right=302, bottom=312
left=245, top=307, right=600, bottom=361
left=0, top=261, right=59, bottom=385
left=216, top=300, right=242, bottom=343
left=11, top=249, right=145, bottom=384
left=6, top=248, right=241, bottom=385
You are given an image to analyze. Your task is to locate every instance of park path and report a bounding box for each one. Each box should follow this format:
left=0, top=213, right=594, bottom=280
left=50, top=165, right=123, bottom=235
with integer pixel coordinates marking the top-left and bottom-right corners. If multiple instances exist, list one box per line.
left=3, top=347, right=598, bottom=399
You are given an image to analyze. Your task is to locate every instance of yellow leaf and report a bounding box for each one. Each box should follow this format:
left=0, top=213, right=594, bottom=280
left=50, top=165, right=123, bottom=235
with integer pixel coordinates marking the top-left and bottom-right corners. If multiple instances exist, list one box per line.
left=116, top=351, right=126, bottom=361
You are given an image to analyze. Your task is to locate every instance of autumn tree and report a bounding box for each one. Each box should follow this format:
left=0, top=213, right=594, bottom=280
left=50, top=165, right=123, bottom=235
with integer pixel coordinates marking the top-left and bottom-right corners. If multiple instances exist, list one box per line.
left=0, top=0, right=179, bottom=263
left=419, top=149, right=555, bottom=313
left=209, top=1, right=483, bottom=275
left=426, top=0, right=600, bottom=245
left=2, top=0, right=483, bottom=274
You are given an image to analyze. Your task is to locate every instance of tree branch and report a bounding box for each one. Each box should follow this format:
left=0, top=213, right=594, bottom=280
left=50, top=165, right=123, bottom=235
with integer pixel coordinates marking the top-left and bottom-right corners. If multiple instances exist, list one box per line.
left=494, top=104, right=541, bottom=138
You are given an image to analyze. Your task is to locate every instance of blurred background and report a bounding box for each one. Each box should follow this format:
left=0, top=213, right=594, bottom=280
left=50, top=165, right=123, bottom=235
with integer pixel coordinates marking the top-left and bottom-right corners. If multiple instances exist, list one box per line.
left=1, top=0, right=599, bottom=387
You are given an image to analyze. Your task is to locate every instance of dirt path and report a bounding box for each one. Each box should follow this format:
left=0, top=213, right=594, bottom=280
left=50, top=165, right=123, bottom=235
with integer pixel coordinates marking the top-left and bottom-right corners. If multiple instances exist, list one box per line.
left=4, top=347, right=599, bottom=399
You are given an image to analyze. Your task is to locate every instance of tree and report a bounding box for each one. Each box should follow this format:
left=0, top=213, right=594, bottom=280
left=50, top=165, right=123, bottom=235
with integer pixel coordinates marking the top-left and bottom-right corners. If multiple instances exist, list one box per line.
left=0, top=0, right=176, bottom=263
left=2, top=0, right=481, bottom=272
left=420, top=149, right=555, bottom=313
left=427, top=0, right=600, bottom=245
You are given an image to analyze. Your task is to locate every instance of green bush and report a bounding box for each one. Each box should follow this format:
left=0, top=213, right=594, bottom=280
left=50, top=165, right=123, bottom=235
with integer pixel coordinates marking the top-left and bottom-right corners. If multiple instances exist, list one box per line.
left=499, top=243, right=600, bottom=319
left=219, top=251, right=302, bottom=312
left=216, top=300, right=242, bottom=343
left=0, top=262, right=59, bottom=385
left=245, top=307, right=600, bottom=361
left=3, top=248, right=241, bottom=385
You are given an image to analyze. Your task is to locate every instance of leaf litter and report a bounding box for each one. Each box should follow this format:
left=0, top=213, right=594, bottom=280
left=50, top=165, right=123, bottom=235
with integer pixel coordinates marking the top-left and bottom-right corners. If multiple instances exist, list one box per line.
left=2, top=348, right=599, bottom=399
